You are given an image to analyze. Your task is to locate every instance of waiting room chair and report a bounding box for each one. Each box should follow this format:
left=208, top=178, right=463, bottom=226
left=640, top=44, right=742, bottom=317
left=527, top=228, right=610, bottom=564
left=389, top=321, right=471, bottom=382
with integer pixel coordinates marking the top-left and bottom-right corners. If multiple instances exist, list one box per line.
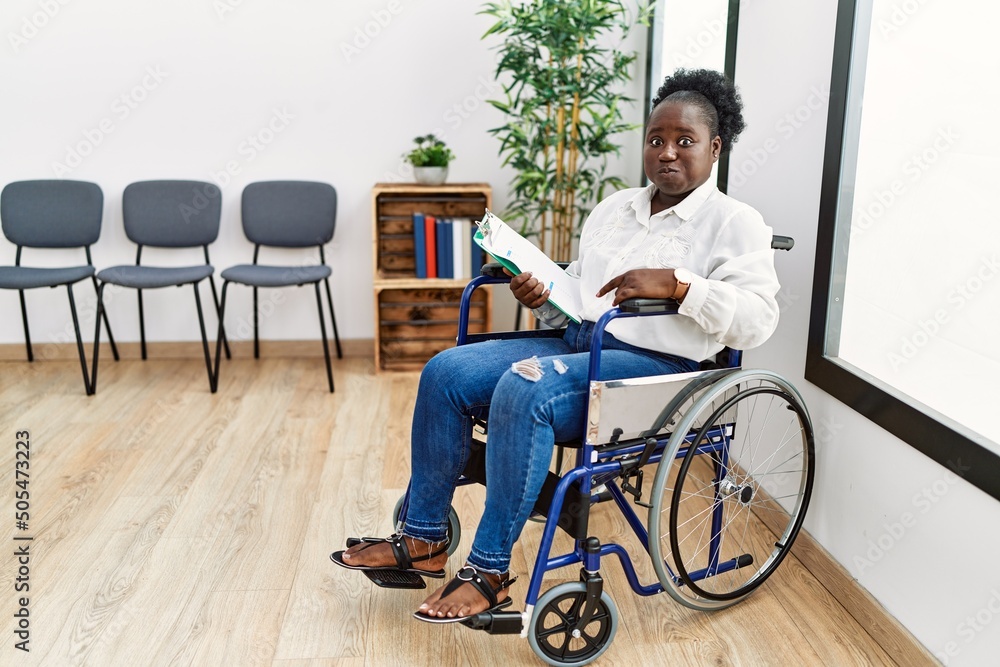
left=0, top=180, right=119, bottom=395
left=91, top=180, right=229, bottom=393
left=213, top=180, right=341, bottom=392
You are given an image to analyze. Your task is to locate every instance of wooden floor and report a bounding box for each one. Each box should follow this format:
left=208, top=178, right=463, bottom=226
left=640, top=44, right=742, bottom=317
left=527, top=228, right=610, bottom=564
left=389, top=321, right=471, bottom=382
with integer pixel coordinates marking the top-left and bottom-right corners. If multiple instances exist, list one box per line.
left=0, top=356, right=905, bottom=666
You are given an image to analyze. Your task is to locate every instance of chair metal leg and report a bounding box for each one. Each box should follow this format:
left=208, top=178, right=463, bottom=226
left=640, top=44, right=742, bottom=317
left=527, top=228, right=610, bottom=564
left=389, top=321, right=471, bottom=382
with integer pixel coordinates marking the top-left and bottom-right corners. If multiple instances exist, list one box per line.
left=192, top=283, right=217, bottom=393
left=90, top=282, right=107, bottom=394
left=213, top=281, right=230, bottom=392
left=314, top=282, right=334, bottom=393
left=18, top=289, right=33, bottom=362
left=92, top=276, right=119, bottom=361
left=65, top=284, right=93, bottom=395
left=208, top=274, right=231, bottom=360
left=138, top=288, right=147, bottom=360
left=323, top=277, right=343, bottom=359
left=253, top=286, right=259, bottom=359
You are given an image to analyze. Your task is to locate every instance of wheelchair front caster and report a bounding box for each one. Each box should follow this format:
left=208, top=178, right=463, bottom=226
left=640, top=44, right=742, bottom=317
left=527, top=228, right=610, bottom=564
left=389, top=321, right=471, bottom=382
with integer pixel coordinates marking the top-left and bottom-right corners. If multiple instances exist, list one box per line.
left=527, top=582, right=618, bottom=667
left=391, top=494, right=462, bottom=557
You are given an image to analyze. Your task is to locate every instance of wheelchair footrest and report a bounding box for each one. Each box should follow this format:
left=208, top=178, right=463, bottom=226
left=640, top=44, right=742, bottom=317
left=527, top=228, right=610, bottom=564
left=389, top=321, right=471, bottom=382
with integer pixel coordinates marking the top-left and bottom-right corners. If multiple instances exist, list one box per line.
left=362, top=569, right=427, bottom=589
left=461, top=610, right=523, bottom=634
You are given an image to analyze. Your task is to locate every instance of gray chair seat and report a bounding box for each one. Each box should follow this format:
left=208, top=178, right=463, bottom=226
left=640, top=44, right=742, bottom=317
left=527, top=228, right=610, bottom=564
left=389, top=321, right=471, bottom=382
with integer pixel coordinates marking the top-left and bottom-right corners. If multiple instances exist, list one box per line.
left=213, top=180, right=340, bottom=393
left=97, top=264, right=214, bottom=289
left=221, top=264, right=331, bottom=287
left=0, top=265, right=95, bottom=290
left=1, top=179, right=118, bottom=395
left=89, top=180, right=226, bottom=395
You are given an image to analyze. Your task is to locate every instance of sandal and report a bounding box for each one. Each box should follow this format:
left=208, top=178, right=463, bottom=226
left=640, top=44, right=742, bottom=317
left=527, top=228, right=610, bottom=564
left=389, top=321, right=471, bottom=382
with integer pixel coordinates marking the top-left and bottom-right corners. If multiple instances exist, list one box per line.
left=330, top=533, right=447, bottom=579
left=413, top=565, right=517, bottom=624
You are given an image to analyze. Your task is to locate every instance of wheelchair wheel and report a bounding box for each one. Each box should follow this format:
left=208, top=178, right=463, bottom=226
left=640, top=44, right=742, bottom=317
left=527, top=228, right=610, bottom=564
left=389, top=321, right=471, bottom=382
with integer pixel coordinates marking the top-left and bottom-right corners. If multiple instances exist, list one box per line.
left=391, top=495, right=462, bottom=557
left=527, top=582, right=618, bottom=667
left=648, top=370, right=814, bottom=610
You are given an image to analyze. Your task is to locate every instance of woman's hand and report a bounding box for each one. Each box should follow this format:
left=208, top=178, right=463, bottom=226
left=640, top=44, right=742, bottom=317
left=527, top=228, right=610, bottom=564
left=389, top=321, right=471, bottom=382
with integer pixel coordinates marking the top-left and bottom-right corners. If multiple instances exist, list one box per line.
left=506, top=269, right=551, bottom=309
left=597, top=268, right=678, bottom=306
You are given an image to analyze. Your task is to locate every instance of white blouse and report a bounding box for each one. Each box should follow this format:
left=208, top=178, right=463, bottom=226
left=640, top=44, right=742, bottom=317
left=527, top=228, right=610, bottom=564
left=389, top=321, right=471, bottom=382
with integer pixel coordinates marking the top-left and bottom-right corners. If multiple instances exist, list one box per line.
left=533, top=179, right=780, bottom=362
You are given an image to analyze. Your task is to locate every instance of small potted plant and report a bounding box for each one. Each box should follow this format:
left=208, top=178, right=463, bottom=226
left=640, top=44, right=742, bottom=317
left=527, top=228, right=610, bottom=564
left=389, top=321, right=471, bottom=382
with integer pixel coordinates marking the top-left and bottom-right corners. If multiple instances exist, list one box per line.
left=403, top=134, right=454, bottom=185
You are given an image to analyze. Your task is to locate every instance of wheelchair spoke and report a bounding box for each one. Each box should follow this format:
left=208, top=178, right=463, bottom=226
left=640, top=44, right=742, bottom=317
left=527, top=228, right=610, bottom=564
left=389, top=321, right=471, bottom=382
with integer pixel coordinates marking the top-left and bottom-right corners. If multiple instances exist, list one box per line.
left=746, top=432, right=804, bottom=480
left=752, top=467, right=806, bottom=477
left=762, top=493, right=802, bottom=501
left=652, top=372, right=815, bottom=608
left=745, top=501, right=800, bottom=514
left=684, top=499, right=751, bottom=569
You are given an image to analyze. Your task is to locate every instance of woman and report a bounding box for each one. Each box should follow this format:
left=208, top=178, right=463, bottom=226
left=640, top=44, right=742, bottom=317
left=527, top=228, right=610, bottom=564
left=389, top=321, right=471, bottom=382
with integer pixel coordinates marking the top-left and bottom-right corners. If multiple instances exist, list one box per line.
left=332, top=69, right=779, bottom=623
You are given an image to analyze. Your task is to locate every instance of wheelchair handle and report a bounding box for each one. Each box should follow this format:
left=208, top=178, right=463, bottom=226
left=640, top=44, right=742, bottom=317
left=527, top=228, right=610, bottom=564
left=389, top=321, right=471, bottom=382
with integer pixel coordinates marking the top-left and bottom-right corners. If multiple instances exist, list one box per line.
left=771, top=235, right=794, bottom=251
left=479, top=262, right=508, bottom=278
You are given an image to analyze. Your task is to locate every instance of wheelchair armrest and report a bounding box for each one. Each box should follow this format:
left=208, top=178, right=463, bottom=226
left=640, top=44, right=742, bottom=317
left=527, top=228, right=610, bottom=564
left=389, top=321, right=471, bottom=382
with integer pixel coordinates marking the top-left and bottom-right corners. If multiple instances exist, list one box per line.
left=479, top=261, right=571, bottom=278
left=618, top=298, right=680, bottom=315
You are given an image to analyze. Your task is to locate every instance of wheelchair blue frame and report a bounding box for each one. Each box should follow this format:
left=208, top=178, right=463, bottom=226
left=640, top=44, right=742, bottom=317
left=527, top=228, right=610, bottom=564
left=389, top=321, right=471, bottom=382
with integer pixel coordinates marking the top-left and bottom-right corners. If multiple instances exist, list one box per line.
left=446, top=273, right=748, bottom=610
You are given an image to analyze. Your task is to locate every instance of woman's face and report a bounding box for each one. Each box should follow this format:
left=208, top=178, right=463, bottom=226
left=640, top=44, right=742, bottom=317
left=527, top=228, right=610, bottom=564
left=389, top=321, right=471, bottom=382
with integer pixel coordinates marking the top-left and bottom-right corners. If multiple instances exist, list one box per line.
left=643, top=100, right=722, bottom=208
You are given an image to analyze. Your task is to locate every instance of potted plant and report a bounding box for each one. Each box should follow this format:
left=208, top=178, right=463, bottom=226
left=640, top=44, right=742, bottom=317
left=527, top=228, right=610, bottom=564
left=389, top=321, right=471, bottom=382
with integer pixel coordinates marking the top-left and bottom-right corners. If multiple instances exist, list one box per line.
left=481, top=0, right=651, bottom=261
left=404, top=134, right=455, bottom=186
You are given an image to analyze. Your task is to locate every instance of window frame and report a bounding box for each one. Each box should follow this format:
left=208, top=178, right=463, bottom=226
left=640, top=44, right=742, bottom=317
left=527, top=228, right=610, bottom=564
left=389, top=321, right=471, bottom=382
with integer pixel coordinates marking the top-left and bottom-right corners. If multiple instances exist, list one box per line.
left=806, top=0, right=1000, bottom=501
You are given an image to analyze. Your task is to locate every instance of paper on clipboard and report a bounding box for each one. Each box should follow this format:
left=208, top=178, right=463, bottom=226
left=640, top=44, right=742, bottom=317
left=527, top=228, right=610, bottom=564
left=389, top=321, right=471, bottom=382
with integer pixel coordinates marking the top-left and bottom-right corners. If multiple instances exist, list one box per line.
left=474, top=210, right=582, bottom=324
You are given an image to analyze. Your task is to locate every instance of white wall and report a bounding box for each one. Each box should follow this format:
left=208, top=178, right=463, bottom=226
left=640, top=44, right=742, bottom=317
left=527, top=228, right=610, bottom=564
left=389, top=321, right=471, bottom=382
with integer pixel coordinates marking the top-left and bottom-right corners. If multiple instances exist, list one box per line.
left=0, top=0, right=647, bottom=347
left=730, top=2, right=1000, bottom=665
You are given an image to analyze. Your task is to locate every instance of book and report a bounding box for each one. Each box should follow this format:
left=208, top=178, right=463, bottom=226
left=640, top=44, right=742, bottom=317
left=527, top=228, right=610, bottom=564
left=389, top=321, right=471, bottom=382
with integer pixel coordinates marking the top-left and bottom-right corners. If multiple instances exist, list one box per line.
left=474, top=210, right=582, bottom=323
left=452, top=218, right=466, bottom=280
left=424, top=214, right=437, bottom=278
left=459, top=218, right=472, bottom=280
left=470, top=222, right=485, bottom=277
left=436, top=218, right=452, bottom=279
left=412, top=212, right=427, bottom=278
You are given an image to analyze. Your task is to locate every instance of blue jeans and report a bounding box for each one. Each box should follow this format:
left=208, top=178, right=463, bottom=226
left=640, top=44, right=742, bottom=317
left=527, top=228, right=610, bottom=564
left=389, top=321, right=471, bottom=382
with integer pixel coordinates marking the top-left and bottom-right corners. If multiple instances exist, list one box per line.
left=403, top=321, right=698, bottom=574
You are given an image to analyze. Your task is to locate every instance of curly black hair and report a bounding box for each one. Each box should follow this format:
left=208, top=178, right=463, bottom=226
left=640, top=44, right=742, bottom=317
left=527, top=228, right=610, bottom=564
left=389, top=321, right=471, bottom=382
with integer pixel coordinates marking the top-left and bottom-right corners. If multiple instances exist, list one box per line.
left=651, top=69, right=746, bottom=153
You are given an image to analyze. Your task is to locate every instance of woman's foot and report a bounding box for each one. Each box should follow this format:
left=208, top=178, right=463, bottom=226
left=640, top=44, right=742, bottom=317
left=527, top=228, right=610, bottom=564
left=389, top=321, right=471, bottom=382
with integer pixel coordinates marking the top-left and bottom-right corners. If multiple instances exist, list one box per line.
left=339, top=534, right=448, bottom=574
left=416, top=567, right=514, bottom=620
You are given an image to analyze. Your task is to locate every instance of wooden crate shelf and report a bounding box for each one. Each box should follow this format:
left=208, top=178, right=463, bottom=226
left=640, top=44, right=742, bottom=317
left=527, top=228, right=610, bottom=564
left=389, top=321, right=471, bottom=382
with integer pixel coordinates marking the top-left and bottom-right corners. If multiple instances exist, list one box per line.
left=375, top=287, right=490, bottom=372
left=372, top=183, right=493, bottom=372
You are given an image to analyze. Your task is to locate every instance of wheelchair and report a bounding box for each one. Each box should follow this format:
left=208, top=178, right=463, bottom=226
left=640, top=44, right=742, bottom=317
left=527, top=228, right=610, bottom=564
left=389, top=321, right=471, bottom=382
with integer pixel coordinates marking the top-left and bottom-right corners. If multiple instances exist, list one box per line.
left=390, top=236, right=814, bottom=666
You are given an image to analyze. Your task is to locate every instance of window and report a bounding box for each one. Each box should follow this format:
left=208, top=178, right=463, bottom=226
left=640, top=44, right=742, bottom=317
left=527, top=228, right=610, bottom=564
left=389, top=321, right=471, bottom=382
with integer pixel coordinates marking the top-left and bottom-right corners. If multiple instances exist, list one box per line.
left=646, top=0, right=740, bottom=189
left=808, top=0, right=1000, bottom=500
